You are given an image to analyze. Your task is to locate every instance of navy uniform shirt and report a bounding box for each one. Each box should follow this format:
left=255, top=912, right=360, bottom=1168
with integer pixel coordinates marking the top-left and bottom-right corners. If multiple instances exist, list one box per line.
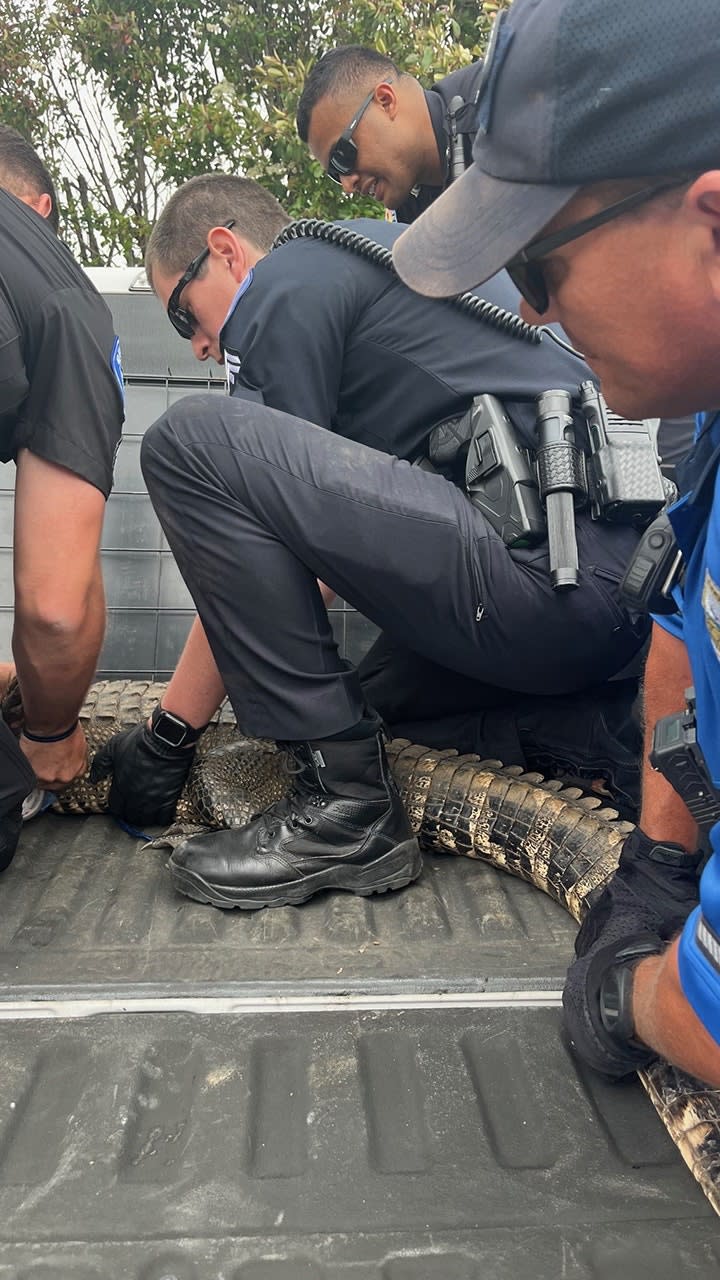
left=0, top=191, right=124, bottom=496
left=219, top=218, right=593, bottom=463
left=395, top=63, right=484, bottom=225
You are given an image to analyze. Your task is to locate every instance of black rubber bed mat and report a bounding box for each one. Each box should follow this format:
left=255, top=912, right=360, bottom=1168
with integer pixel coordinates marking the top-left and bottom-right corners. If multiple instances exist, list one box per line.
left=0, top=1007, right=715, bottom=1279
left=2, top=815, right=577, bottom=992
left=2, top=814, right=719, bottom=1276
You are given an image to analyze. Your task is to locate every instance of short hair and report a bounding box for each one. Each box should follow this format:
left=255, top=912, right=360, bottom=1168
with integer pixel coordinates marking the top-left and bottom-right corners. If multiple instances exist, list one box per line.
left=586, top=173, right=695, bottom=219
left=145, top=174, right=291, bottom=284
left=0, top=125, right=59, bottom=233
left=296, top=46, right=400, bottom=142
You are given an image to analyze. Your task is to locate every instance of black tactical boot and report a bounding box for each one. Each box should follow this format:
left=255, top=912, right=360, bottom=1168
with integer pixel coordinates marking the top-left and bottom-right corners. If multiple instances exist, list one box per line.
left=168, top=730, right=422, bottom=908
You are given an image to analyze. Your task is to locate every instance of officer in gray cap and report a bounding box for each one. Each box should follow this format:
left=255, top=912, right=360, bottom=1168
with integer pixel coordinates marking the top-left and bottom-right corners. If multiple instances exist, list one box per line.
left=394, top=0, right=720, bottom=1088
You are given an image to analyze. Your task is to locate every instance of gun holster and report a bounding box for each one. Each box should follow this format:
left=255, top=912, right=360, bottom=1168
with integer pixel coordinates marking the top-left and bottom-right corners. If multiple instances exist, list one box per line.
left=463, top=395, right=547, bottom=547
left=426, top=388, right=667, bottom=568
left=426, top=395, right=546, bottom=548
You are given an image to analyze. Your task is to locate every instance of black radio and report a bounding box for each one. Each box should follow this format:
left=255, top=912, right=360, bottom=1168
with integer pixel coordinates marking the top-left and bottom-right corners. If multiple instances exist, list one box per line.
left=579, top=382, right=667, bottom=526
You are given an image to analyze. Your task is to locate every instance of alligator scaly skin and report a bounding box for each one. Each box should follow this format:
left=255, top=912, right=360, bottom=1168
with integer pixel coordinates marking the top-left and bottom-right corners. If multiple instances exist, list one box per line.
left=4, top=677, right=719, bottom=1215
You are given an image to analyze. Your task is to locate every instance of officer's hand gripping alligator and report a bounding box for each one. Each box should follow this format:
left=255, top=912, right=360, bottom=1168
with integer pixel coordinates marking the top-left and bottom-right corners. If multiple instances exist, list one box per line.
left=6, top=676, right=720, bottom=1218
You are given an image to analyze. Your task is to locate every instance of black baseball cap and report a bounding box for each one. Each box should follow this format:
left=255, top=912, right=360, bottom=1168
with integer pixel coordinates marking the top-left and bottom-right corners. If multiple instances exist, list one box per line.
left=393, top=0, right=720, bottom=297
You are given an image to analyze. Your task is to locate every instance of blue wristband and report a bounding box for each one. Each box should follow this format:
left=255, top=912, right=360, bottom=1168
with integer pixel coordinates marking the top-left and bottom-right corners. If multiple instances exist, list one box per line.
left=23, top=720, right=79, bottom=744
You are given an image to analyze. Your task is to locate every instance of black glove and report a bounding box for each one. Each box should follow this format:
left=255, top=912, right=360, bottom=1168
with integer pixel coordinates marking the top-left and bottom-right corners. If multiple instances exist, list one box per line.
left=562, top=827, right=703, bottom=1079
left=90, top=721, right=197, bottom=827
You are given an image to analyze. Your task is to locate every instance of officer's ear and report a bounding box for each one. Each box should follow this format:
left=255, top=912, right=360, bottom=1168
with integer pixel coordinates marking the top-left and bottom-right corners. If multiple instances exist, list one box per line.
left=207, top=224, right=254, bottom=282
left=686, top=172, right=720, bottom=303
left=23, top=192, right=53, bottom=221
left=375, top=81, right=399, bottom=119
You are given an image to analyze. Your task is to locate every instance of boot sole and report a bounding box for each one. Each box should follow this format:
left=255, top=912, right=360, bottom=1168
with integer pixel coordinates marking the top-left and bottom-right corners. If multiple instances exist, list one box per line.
left=168, top=838, right=422, bottom=910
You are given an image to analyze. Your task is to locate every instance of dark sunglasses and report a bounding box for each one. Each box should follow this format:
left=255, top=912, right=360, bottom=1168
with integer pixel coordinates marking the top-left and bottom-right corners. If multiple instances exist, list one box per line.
left=506, top=179, right=689, bottom=316
left=167, top=219, right=236, bottom=339
left=326, top=83, right=390, bottom=184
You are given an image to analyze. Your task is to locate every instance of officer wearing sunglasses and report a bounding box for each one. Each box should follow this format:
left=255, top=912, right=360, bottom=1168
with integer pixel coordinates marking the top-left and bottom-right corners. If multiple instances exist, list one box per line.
left=93, top=170, right=650, bottom=902
left=297, top=45, right=484, bottom=224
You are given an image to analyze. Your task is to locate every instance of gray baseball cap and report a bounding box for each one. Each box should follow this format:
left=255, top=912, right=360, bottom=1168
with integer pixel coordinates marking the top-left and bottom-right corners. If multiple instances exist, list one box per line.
left=393, top=0, right=720, bottom=297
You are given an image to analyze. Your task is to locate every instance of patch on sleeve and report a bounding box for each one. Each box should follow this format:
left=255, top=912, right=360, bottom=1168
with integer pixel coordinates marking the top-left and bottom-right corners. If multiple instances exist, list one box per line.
left=697, top=913, right=720, bottom=974
left=110, top=335, right=125, bottom=403
left=702, top=568, right=720, bottom=661
left=224, top=350, right=242, bottom=393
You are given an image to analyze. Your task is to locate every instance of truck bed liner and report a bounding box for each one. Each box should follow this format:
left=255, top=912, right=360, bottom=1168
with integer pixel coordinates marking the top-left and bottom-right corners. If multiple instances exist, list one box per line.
left=0, top=813, right=716, bottom=1277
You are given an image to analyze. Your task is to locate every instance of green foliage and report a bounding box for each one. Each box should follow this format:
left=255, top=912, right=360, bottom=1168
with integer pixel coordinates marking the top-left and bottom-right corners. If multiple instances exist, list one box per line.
left=0, top=0, right=510, bottom=264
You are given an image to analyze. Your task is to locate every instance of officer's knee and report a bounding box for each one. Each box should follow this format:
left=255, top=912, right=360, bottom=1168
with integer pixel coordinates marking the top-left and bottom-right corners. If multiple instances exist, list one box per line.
left=142, top=394, right=276, bottom=468
left=143, top=393, right=218, bottom=453
left=140, top=396, right=215, bottom=489
left=140, top=416, right=169, bottom=492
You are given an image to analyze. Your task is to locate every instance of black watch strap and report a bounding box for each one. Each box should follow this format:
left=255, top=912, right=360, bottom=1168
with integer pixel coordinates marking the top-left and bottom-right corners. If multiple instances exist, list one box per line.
left=150, top=704, right=205, bottom=748
left=599, top=938, right=663, bottom=1045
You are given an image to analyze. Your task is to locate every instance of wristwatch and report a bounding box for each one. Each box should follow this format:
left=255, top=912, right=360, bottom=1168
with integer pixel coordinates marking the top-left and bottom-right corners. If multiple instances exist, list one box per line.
left=599, top=938, right=664, bottom=1045
left=150, top=703, right=205, bottom=749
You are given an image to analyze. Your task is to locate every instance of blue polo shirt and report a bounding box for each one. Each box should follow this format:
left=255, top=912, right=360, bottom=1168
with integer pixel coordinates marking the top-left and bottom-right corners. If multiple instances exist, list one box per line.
left=658, top=411, right=720, bottom=1042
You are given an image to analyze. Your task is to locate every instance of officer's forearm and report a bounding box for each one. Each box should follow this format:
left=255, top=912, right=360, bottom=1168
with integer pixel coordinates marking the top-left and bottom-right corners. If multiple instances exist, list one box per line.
left=161, top=617, right=227, bottom=727
left=639, top=623, right=698, bottom=849
left=13, top=562, right=105, bottom=733
left=633, top=941, right=720, bottom=1086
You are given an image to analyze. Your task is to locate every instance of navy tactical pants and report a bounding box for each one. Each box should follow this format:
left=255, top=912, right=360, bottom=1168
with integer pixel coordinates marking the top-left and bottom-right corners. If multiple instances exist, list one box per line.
left=141, top=395, right=648, bottom=742
left=356, top=632, right=642, bottom=816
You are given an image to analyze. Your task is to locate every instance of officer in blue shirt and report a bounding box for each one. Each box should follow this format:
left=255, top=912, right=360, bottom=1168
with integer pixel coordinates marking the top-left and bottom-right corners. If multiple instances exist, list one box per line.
left=394, top=0, right=720, bottom=1086
left=659, top=412, right=720, bottom=1049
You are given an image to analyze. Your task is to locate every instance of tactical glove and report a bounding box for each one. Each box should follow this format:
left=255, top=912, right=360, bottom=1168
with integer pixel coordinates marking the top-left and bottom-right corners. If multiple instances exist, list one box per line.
left=562, top=827, right=703, bottom=1078
left=90, top=719, right=197, bottom=827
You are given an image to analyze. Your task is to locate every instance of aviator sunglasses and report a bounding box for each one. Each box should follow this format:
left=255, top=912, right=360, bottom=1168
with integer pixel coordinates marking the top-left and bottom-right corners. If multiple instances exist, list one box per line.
left=167, top=219, right=236, bottom=339
left=326, top=83, right=391, bottom=184
left=506, top=178, right=689, bottom=316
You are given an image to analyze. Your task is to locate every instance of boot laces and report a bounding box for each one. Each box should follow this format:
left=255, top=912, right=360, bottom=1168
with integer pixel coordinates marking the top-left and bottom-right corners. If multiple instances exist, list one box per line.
left=261, top=745, right=327, bottom=834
